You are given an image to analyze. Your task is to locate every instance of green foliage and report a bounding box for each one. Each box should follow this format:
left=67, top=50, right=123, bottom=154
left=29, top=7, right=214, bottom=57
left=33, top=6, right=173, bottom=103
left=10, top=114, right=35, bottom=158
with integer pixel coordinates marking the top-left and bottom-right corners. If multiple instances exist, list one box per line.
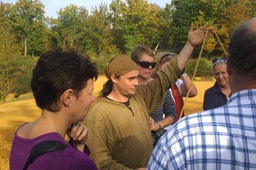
left=83, top=4, right=115, bottom=55
left=157, top=4, right=174, bottom=51
left=170, top=0, right=247, bottom=57
left=0, top=5, right=22, bottom=99
left=12, top=69, right=33, bottom=95
left=185, top=58, right=212, bottom=78
left=0, top=55, right=37, bottom=99
left=27, top=22, right=47, bottom=56
left=217, top=0, right=254, bottom=52
left=0, top=0, right=255, bottom=101
left=110, top=0, right=165, bottom=53
left=94, top=54, right=116, bottom=74
left=57, top=4, right=83, bottom=50
left=7, top=0, right=45, bottom=56
left=171, top=0, right=200, bottom=52
left=0, top=31, right=37, bottom=99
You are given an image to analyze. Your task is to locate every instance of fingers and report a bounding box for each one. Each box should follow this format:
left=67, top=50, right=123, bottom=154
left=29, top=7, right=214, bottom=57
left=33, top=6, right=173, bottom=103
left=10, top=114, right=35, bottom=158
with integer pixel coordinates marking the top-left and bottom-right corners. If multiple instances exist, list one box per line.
left=149, top=117, right=154, bottom=123
left=190, top=23, right=214, bottom=33
left=200, top=23, right=210, bottom=31
left=200, top=24, right=215, bottom=35
left=190, top=23, right=213, bottom=33
left=150, top=121, right=159, bottom=131
left=77, top=125, right=88, bottom=141
left=189, top=23, right=195, bottom=31
left=68, top=123, right=88, bottom=142
left=208, top=28, right=215, bottom=34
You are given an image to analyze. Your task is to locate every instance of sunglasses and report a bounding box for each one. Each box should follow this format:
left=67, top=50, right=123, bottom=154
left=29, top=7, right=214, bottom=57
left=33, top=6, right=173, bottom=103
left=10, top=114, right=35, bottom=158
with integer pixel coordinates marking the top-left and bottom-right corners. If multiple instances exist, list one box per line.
left=212, top=57, right=227, bottom=68
left=138, top=61, right=157, bottom=69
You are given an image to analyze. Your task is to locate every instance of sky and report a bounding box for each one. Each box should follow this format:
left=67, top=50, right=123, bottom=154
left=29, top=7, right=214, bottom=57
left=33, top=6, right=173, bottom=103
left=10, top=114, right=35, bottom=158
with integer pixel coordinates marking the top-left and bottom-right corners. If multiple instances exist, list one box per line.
left=2, top=0, right=172, bottom=18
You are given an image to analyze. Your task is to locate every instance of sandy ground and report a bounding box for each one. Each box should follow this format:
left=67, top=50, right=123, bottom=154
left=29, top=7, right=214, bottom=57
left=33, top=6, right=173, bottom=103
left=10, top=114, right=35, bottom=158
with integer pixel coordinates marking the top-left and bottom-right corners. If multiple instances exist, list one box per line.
left=0, top=75, right=214, bottom=169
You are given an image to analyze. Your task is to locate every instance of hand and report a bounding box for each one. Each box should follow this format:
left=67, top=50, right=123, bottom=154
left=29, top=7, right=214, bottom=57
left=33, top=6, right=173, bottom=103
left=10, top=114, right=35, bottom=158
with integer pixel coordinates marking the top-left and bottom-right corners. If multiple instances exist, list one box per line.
left=150, top=122, right=160, bottom=131
left=187, top=23, right=214, bottom=47
left=149, top=116, right=155, bottom=130
left=67, top=122, right=88, bottom=144
left=149, top=117, right=159, bottom=131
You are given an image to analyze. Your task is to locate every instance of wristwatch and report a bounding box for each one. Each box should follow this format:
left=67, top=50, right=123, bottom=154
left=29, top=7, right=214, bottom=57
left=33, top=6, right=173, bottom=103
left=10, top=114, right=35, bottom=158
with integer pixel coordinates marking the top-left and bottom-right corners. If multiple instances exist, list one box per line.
left=182, top=73, right=188, bottom=78
left=156, top=122, right=162, bottom=129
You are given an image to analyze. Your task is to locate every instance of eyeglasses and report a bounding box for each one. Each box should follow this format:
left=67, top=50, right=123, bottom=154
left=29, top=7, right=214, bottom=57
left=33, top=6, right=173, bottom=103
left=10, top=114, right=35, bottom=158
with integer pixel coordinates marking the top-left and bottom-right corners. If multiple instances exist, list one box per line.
left=138, top=61, right=157, bottom=69
left=212, top=57, right=227, bottom=68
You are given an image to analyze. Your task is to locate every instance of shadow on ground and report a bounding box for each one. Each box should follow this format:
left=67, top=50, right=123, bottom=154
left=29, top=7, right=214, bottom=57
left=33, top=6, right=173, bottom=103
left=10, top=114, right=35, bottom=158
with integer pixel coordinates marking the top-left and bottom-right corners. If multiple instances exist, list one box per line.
left=0, top=77, right=214, bottom=169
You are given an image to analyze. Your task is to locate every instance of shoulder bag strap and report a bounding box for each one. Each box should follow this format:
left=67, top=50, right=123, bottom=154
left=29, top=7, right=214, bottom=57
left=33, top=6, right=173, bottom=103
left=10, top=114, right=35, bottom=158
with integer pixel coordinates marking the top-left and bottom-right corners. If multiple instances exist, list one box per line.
left=23, top=140, right=68, bottom=170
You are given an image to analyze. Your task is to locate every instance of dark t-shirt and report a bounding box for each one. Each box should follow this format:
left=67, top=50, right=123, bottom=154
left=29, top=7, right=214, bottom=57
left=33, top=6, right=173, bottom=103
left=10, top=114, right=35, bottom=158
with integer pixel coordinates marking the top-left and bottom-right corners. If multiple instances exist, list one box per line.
left=203, top=82, right=228, bottom=110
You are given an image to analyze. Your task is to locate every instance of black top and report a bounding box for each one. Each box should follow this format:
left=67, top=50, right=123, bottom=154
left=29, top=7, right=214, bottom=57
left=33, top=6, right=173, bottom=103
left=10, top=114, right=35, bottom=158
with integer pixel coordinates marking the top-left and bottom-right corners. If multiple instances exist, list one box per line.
left=203, top=82, right=228, bottom=110
left=150, top=90, right=177, bottom=146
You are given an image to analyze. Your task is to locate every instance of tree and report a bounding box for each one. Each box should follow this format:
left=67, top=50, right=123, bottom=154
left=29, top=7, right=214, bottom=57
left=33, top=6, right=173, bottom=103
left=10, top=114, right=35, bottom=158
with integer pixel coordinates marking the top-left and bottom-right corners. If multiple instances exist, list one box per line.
left=110, top=0, right=164, bottom=53
left=57, top=4, right=83, bottom=50
left=7, top=0, right=45, bottom=56
left=218, top=0, right=253, bottom=51
left=109, top=0, right=126, bottom=52
left=0, top=2, right=20, bottom=99
left=170, top=0, right=249, bottom=57
left=82, top=3, right=117, bottom=55
left=157, top=3, right=174, bottom=51
left=27, top=21, right=48, bottom=56
left=171, top=0, right=201, bottom=52
left=46, top=17, right=62, bottom=50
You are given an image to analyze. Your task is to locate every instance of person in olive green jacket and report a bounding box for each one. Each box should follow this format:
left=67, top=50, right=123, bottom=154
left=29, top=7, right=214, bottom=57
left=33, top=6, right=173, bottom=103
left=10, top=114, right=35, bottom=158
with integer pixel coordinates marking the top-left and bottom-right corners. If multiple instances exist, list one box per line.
left=86, top=23, right=213, bottom=170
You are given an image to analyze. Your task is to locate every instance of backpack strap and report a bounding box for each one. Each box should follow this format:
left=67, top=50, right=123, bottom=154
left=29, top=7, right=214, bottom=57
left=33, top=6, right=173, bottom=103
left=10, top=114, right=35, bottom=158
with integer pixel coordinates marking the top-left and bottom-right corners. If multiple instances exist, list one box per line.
left=23, top=140, right=68, bottom=170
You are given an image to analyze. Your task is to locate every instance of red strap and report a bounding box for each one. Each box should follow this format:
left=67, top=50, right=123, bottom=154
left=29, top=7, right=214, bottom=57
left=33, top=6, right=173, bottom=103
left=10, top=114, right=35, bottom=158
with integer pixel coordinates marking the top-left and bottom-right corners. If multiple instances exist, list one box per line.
left=171, top=84, right=184, bottom=120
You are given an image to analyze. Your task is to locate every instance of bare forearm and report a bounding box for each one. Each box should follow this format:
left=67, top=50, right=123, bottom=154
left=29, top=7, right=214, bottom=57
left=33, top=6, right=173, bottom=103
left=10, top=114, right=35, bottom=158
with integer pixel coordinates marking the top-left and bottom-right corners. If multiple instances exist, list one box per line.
left=177, top=23, right=213, bottom=71
left=159, top=116, right=175, bottom=128
left=177, top=41, right=194, bottom=70
left=180, top=76, right=198, bottom=97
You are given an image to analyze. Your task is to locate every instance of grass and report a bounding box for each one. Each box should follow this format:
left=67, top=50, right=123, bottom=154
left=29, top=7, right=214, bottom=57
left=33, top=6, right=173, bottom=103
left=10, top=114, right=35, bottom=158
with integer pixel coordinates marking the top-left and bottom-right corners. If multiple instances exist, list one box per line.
left=0, top=75, right=215, bottom=169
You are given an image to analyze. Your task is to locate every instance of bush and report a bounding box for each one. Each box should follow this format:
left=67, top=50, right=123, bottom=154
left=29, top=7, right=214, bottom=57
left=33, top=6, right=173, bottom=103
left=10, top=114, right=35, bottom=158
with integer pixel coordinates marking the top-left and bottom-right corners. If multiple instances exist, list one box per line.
left=185, top=58, right=212, bottom=78
left=11, top=56, right=37, bottom=96
left=0, top=55, right=37, bottom=100
left=91, top=52, right=117, bottom=74
left=12, top=70, right=33, bottom=96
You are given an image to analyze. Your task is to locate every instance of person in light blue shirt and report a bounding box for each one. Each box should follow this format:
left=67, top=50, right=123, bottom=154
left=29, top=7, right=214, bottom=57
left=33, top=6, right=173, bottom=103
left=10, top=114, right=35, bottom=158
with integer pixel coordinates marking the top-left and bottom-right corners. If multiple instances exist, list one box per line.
left=148, top=17, right=256, bottom=170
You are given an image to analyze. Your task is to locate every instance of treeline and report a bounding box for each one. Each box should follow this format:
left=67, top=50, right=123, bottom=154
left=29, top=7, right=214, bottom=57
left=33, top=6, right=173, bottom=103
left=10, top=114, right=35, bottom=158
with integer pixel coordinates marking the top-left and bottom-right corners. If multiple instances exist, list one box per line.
left=0, top=0, right=255, bottom=101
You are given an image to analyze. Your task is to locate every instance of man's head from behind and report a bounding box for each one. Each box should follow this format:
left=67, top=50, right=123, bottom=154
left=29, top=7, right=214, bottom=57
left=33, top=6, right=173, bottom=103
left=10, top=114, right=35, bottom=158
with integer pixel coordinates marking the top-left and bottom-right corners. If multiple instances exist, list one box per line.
left=227, top=17, right=256, bottom=78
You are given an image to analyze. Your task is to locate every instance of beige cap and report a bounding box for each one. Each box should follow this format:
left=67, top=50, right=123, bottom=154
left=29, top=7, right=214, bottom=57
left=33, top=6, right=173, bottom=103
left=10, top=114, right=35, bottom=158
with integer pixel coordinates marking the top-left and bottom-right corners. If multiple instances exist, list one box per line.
left=105, top=54, right=138, bottom=78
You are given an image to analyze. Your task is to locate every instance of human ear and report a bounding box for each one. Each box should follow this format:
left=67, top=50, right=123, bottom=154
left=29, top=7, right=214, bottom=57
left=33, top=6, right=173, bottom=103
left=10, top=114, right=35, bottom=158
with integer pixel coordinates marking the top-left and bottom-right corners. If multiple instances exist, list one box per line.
left=110, top=74, right=117, bottom=84
left=61, top=89, right=74, bottom=106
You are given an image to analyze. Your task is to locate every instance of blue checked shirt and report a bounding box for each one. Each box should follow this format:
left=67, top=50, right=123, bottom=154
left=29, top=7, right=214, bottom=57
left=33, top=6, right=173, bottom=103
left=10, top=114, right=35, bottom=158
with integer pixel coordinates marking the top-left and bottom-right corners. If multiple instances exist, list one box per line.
left=147, top=89, right=256, bottom=170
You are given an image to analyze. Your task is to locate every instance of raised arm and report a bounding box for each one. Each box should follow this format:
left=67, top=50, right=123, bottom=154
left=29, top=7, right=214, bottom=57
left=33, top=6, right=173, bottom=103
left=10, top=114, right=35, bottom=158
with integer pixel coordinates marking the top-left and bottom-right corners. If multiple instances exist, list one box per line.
left=177, top=23, right=213, bottom=70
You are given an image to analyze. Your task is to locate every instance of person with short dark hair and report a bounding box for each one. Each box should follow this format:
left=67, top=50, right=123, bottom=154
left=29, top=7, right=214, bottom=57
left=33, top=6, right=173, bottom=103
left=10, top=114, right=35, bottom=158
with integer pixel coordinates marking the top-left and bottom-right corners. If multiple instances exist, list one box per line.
left=148, top=17, right=256, bottom=170
left=86, top=23, right=213, bottom=169
left=203, top=57, right=231, bottom=110
left=10, top=50, right=98, bottom=170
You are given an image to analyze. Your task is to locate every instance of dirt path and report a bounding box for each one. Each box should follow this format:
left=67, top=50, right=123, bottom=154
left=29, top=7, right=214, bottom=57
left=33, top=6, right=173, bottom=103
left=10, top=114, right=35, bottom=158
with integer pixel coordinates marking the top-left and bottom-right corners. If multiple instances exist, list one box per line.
left=0, top=75, right=214, bottom=169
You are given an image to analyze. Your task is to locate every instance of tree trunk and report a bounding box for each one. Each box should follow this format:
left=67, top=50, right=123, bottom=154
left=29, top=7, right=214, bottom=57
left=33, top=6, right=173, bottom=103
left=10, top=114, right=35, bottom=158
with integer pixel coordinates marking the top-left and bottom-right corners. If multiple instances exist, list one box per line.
left=24, top=37, right=27, bottom=56
left=62, top=38, right=66, bottom=51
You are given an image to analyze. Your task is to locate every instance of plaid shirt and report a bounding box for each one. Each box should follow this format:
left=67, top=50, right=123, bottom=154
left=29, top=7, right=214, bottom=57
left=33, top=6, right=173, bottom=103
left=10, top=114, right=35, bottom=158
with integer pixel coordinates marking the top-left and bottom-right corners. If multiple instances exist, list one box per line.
left=147, top=89, right=256, bottom=170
